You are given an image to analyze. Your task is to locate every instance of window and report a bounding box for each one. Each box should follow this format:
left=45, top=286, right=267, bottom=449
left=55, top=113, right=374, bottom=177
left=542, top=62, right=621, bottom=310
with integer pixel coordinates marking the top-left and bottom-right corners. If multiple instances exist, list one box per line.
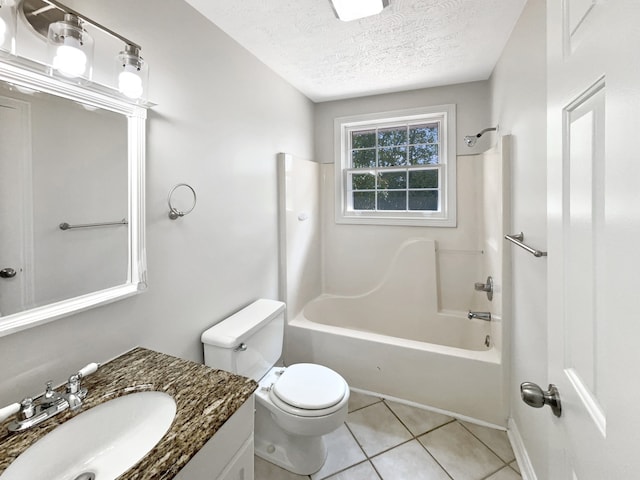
left=334, top=105, right=456, bottom=227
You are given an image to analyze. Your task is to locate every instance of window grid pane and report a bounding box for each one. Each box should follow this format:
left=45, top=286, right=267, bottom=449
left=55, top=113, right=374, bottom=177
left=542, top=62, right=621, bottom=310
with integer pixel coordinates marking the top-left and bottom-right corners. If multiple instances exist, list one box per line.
left=350, top=122, right=440, bottom=171
left=347, top=166, right=439, bottom=213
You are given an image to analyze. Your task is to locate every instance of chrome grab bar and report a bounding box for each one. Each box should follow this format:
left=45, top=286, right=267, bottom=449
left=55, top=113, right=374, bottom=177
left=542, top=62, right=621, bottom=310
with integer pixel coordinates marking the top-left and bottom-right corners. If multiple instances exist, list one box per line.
left=59, top=219, right=128, bottom=230
left=504, top=232, right=547, bottom=258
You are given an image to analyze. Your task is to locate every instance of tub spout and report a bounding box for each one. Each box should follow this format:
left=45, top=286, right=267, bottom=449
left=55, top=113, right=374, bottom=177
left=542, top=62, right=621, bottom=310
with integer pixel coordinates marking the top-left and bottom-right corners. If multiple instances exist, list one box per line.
left=468, top=311, right=491, bottom=321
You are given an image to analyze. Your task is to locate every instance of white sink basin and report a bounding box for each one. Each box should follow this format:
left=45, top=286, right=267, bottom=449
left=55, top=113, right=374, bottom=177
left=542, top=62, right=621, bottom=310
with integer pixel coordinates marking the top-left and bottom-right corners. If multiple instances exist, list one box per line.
left=1, top=391, right=176, bottom=480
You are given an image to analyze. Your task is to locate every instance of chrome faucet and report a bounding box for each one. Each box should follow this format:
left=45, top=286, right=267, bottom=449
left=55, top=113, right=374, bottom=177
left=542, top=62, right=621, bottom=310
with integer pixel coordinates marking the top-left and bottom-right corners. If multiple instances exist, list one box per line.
left=468, top=311, right=492, bottom=321
left=0, top=362, right=99, bottom=433
left=64, top=374, right=87, bottom=410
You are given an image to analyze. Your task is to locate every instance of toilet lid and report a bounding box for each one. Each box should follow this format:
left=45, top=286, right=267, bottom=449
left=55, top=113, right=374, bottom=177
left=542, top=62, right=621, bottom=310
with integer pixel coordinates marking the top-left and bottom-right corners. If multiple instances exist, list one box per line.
left=272, top=363, right=347, bottom=410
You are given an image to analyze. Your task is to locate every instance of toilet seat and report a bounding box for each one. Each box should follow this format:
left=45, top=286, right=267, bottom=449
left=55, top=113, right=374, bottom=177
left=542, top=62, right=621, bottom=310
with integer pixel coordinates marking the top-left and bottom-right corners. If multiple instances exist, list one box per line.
left=268, top=364, right=347, bottom=417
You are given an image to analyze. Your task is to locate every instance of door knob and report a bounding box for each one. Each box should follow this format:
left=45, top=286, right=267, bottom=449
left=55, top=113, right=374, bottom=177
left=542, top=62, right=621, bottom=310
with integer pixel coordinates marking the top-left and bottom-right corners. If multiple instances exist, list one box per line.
left=520, top=382, right=562, bottom=417
left=0, top=268, right=17, bottom=279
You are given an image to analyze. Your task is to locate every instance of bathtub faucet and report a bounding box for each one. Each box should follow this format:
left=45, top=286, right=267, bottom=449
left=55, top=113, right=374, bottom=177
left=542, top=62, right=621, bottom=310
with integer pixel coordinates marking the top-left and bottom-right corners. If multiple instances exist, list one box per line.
left=468, top=311, right=491, bottom=321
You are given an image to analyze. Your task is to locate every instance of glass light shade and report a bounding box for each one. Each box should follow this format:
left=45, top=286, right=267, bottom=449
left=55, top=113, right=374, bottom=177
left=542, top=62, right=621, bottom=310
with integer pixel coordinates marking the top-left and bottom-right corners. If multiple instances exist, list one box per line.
left=116, top=46, right=149, bottom=100
left=0, top=0, right=17, bottom=54
left=47, top=15, right=94, bottom=80
left=331, top=0, right=387, bottom=21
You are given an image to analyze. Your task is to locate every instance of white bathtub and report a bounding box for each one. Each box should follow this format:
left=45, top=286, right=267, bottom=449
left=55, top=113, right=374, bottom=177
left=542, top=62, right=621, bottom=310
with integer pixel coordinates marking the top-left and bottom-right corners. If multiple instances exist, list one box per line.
left=286, top=294, right=505, bottom=426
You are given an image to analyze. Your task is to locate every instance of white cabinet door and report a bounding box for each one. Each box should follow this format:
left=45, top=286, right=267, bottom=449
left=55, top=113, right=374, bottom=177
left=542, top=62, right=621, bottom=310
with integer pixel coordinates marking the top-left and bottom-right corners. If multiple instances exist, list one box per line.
left=174, top=397, right=254, bottom=480
left=547, top=1, right=640, bottom=478
left=216, top=436, right=254, bottom=480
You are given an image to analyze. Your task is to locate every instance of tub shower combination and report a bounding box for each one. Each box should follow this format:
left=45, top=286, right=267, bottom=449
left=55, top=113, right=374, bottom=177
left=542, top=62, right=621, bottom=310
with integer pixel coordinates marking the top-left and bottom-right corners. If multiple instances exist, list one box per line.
left=286, top=239, right=504, bottom=425
left=278, top=147, right=508, bottom=426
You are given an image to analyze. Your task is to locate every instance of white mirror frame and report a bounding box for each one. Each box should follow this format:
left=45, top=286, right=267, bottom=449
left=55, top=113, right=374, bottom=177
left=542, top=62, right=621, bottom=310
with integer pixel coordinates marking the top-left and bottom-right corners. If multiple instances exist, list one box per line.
left=0, top=58, right=147, bottom=337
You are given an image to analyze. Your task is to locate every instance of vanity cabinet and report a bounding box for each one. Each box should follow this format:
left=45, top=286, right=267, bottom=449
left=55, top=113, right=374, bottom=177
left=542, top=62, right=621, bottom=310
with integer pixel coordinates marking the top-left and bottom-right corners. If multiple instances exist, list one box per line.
left=174, top=396, right=255, bottom=480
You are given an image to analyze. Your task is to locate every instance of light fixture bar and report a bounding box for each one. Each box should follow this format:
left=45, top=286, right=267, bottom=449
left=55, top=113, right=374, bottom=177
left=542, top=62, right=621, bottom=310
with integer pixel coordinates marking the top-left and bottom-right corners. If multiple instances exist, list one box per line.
left=330, top=0, right=389, bottom=22
left=42, top=0, right=140, bottom=50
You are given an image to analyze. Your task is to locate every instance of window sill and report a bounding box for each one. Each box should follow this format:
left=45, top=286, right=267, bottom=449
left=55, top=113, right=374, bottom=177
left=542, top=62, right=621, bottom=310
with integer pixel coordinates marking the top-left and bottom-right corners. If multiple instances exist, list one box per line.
left=335, top=213, right=457, bottom=227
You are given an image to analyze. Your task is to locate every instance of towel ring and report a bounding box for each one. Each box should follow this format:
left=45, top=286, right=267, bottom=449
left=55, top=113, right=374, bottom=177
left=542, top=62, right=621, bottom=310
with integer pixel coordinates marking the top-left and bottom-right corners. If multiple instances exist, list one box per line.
left=168, top=183, right=197, bottom=220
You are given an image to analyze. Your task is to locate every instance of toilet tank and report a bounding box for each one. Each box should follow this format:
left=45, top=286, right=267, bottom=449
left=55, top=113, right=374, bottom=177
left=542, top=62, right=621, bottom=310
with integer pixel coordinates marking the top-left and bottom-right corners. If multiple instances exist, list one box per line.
left=201, top=299, right=286, bottom=381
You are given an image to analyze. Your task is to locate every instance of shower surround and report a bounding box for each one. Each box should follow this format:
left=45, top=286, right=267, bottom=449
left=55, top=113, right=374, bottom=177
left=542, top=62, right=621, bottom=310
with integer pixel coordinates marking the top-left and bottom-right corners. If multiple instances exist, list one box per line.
left=278, top=139, right=510, bottom=425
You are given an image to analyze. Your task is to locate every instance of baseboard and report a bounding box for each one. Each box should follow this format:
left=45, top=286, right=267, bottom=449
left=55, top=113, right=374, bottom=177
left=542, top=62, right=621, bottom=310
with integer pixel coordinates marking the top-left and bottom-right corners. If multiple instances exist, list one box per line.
left=350, top=386, right=507, bottom=431
left=507, top=417, right=538, bottom=480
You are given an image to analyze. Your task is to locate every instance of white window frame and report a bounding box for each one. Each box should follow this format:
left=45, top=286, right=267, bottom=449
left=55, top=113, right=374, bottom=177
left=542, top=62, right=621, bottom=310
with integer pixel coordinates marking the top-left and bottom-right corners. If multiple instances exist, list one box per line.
left=334, top=104, right=456, bottom=227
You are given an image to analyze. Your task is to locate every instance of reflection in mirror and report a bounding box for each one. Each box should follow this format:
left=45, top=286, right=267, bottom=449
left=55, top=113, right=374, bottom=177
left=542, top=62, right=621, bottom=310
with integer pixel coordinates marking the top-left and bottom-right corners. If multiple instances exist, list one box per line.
left=0, top=58, right=147, bottom=337
left=0, top=81, right=128, bottom=316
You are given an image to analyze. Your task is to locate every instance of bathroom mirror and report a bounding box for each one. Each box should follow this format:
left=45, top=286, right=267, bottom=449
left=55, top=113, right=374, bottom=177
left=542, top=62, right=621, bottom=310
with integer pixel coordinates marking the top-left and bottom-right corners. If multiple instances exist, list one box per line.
left=0, top=57, right=147, bottom=337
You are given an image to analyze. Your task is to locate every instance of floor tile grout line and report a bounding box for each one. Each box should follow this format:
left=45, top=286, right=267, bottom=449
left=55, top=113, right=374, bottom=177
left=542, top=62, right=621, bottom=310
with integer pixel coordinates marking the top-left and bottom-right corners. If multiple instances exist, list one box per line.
left=359, top=435, right=455, bottom=479
left=314, top=422, right=369, bottom=480
left=343, top=420, right=370, bottom=459
left=458, top=420, right=517, bottom=465
left=380, top=398, right=459, bottom=439
left=315, top=459, right=371, bottom=480
left=320, top=393, right=521, bottom=480
left=382, top=400, right=491, bottom=479
left=479, top=464, right=516, bottom=480
left=379, top=398, right=457, bottom=479
left=366, top=437, right=415, bottom=460
left=367, top=459, right=384, bottom=480
left=347, top=412, right=415, bottom=460
left=380, top=399, right=415, bottom=437
left=320, top=419, right=520, bottom=480
left=347, top=397, right=383, bottom=414
left=413, top=431, right=455, bottom=480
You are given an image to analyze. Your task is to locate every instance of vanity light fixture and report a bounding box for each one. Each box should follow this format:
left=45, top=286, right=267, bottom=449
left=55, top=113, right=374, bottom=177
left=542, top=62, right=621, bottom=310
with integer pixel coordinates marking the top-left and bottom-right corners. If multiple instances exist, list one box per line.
left=24, top=0, right=149, bottom=99
left=330, top=0, right=389, bottom=22
left=116, top=44, right=148, bottom=100
left=0, top=0, right=17, bottom=54
left=47, top=13, right=93, bottom=78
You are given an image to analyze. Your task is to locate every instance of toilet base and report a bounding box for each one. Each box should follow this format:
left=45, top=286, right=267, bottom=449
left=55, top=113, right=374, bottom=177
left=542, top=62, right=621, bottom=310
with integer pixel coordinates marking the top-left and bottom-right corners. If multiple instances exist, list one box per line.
left=255, top=401, right=328, bottom=475
left=255, top=432, right=327, bottom=475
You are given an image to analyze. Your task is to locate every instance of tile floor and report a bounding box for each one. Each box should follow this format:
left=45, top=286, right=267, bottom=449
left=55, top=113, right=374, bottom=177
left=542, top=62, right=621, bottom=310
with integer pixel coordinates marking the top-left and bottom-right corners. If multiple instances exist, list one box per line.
left=255, top=391, right=521, bottom=480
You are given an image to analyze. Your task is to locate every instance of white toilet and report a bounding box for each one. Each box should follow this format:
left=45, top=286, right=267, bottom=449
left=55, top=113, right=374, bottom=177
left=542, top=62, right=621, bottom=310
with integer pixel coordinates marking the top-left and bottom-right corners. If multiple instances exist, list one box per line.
left=201, top=299, right=349, bottom=475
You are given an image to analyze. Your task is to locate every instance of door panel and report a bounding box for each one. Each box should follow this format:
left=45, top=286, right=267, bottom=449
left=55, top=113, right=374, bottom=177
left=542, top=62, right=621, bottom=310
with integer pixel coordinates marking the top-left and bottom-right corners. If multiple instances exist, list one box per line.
left=563, top=81, right=605, bottom=433
left=547, top=0, right=640, bottom=477
left=0, top=96, right=33, bottom=316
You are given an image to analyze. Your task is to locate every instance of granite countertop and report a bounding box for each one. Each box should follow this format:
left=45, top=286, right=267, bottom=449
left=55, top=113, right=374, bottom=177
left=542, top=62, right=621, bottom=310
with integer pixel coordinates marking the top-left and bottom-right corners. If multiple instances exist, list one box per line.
left=0, top=347, right=258, bottom=479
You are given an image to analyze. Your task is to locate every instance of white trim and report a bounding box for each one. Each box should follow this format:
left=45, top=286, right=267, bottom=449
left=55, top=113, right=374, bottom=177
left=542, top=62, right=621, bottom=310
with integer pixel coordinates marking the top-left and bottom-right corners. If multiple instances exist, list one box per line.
left=348, top=386, right=506, bottom=430
left=334, top=104, right=457, bottom=227
left=0, top=284, right=141, bottom=337
left=0, top=57, right=148, bottom=337
left=565, top=368, right=606, bottom=437
left=276, top=152, right=289, bottom=307
left=507, top=417, right=538, bottom=480
left=0, top=58, right=147, bottom=118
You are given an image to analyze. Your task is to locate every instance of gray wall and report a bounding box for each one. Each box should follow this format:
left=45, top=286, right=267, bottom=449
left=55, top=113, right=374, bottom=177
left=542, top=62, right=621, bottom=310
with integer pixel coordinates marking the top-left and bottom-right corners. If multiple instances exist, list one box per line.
left=0, top=0, right=313, bottom=404
left=489, top=0, right=548, bottom=475
left=314, top=81, right=492, bottom=164
left=313, top=82, right=493, bottom=311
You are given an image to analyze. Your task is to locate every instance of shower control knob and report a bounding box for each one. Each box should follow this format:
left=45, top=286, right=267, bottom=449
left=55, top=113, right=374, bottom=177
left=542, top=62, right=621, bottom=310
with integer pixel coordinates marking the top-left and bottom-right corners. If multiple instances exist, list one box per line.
left=520, top=382, right=562, bottom=417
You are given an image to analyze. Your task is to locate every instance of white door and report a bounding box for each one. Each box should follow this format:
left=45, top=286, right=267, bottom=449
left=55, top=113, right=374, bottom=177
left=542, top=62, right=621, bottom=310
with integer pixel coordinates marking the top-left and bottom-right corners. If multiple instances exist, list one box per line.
left=0, top=95, right=33, bottom=316
left=547, top=1, right=640, bottom=478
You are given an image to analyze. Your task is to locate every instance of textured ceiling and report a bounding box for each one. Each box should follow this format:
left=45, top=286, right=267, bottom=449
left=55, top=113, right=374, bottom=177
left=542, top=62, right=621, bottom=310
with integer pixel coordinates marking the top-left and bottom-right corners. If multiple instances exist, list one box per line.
left=183, top=0, right=527, bottom=102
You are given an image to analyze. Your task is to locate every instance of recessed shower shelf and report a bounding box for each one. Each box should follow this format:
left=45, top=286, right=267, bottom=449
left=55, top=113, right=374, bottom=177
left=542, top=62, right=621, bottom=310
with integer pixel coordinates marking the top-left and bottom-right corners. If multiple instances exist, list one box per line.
left=504, top=232, right=547, bottom=258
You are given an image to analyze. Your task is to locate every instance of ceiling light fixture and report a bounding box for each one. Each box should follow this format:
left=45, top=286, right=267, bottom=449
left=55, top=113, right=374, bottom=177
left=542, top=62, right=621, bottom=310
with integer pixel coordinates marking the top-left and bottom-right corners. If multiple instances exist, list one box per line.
left=330, top=0, right=389, bottom=22
left=0, top=0, right=17, bottom=54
